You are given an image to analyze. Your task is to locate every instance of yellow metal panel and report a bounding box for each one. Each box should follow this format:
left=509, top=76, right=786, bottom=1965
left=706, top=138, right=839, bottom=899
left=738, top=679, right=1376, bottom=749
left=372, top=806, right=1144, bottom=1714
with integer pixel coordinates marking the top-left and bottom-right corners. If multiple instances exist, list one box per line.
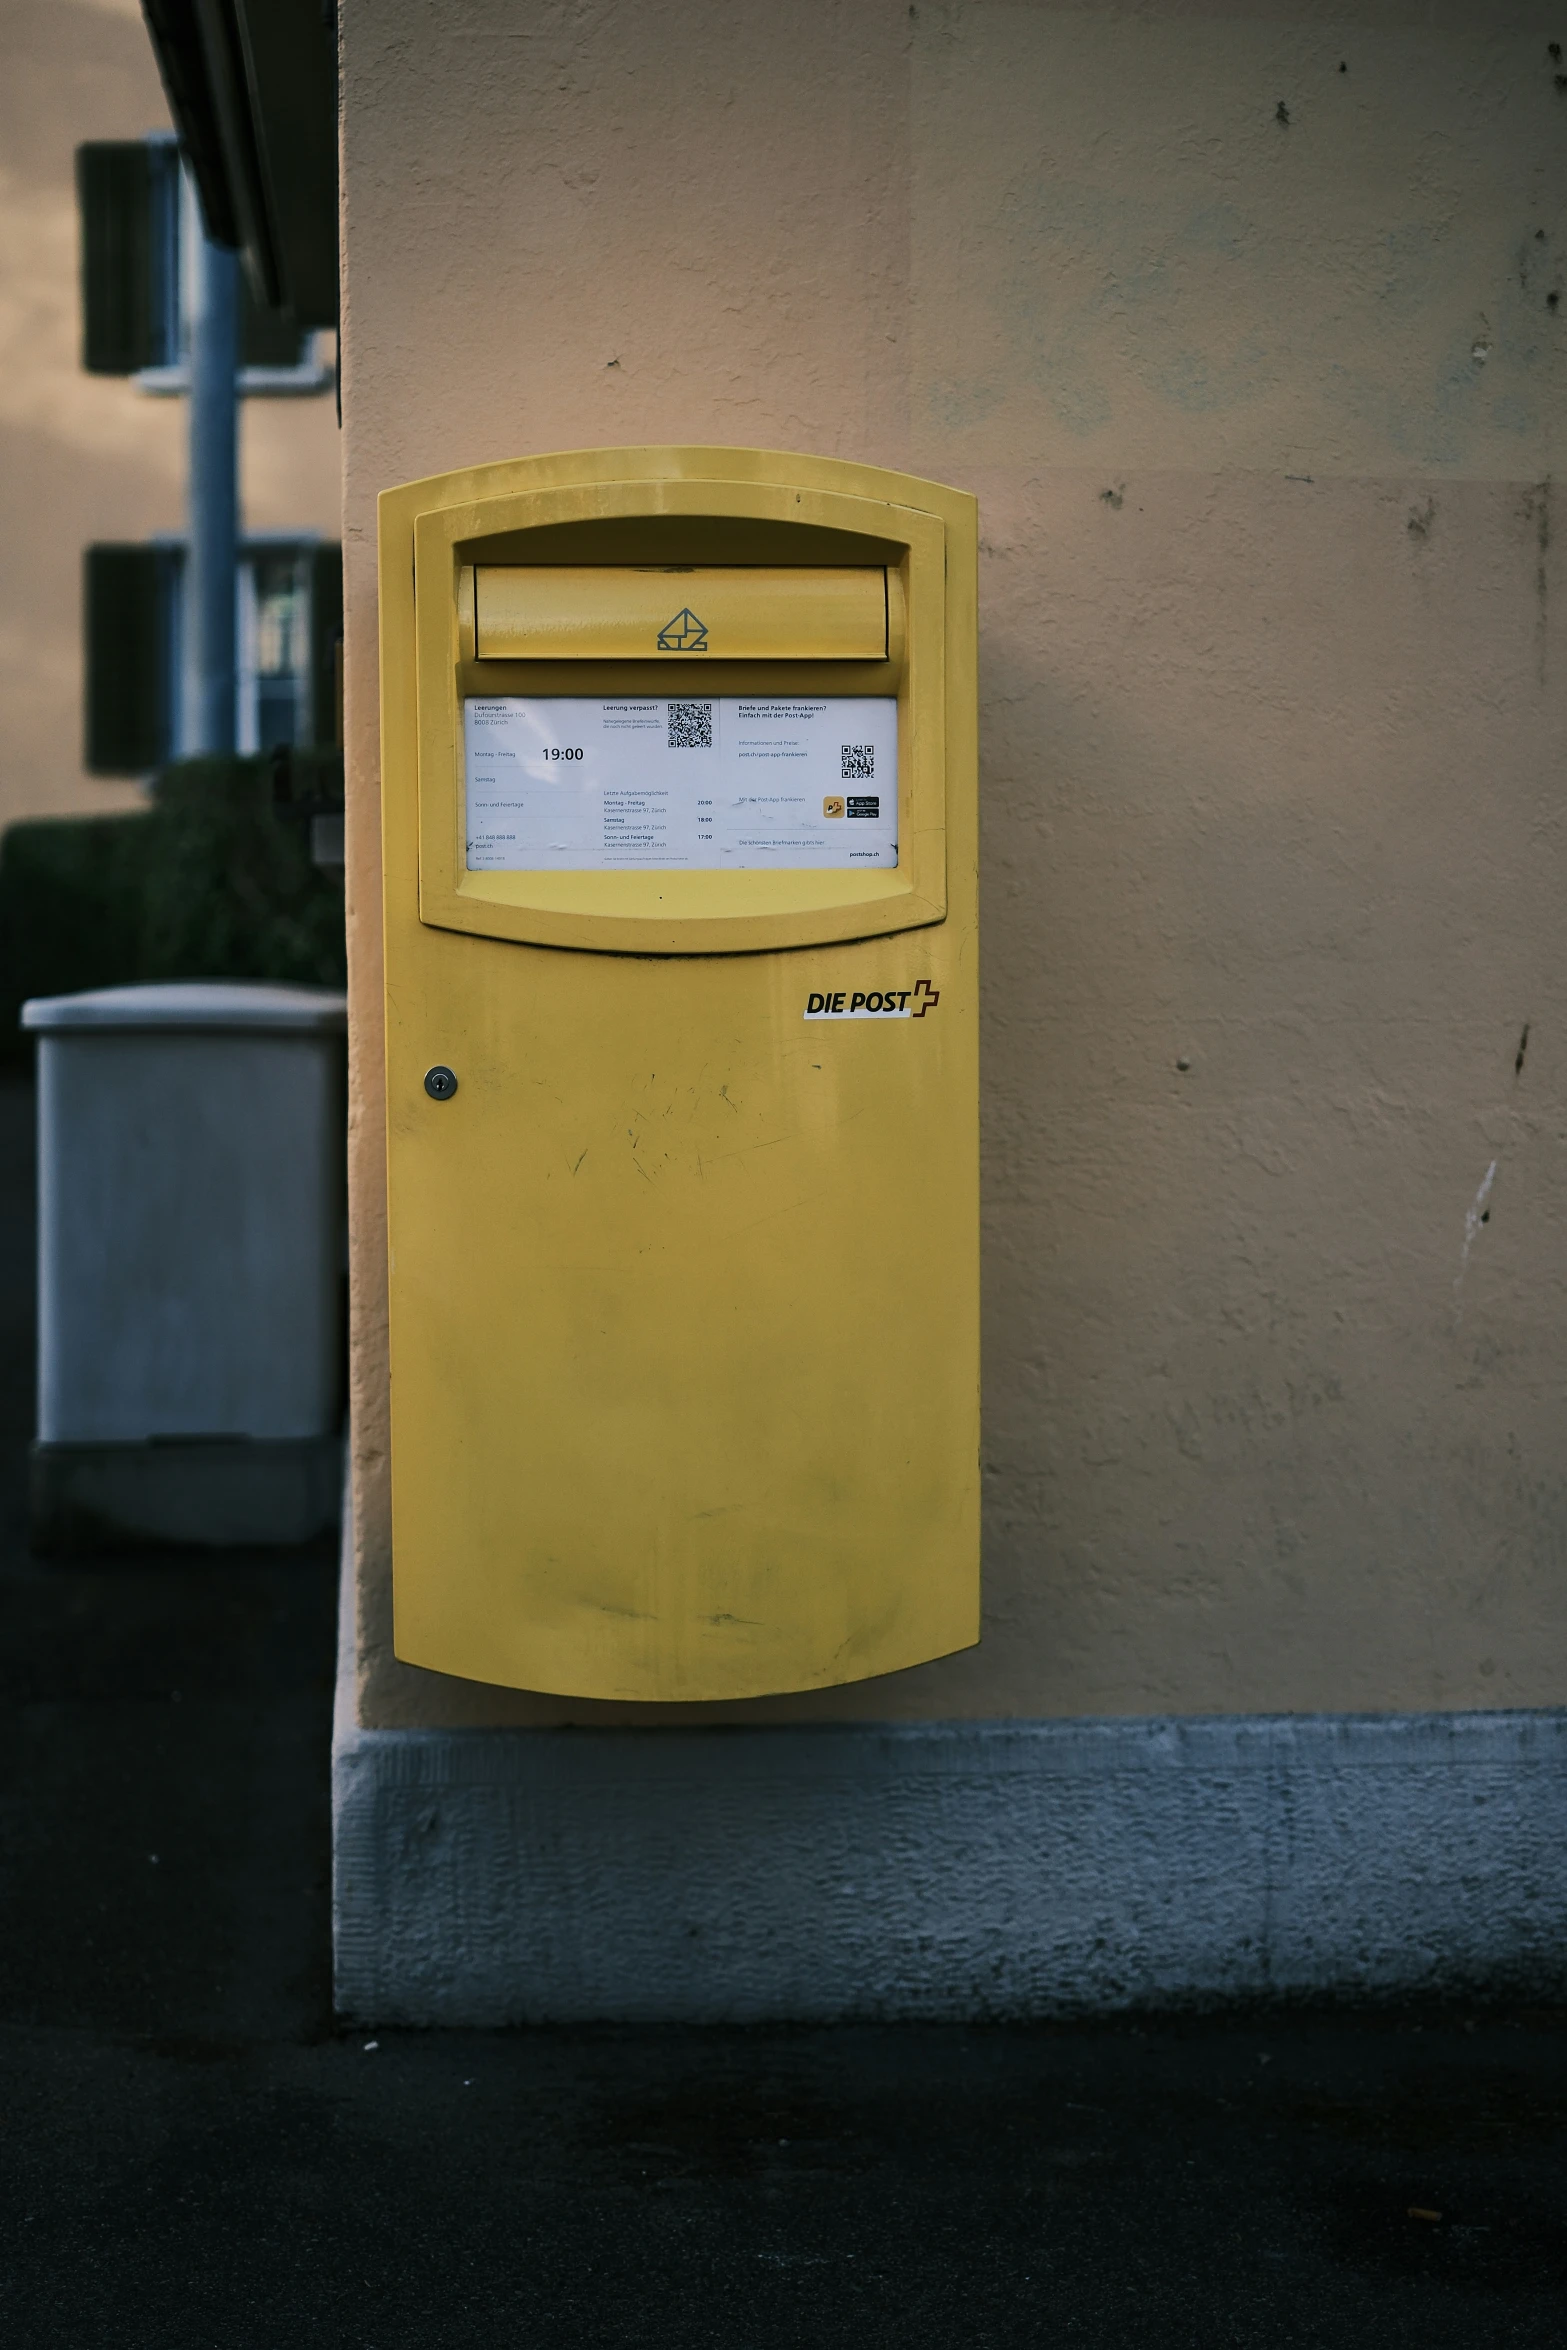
left=379, top=447, right=978, bottom=1702
left=473, top=565, right=888, bottom=661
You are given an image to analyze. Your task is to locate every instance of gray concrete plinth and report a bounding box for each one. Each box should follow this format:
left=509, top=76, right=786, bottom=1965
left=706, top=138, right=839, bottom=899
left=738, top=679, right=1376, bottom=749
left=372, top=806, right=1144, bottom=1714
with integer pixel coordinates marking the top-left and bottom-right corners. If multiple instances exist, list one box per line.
left=332, top=1548, right=1567, bottom=2025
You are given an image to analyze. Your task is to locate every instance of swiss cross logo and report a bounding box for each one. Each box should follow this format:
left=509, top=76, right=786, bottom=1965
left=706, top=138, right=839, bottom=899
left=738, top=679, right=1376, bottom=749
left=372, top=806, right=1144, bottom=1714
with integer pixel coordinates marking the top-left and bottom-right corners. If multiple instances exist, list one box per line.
left=911, top=978, right=940, bottom=1018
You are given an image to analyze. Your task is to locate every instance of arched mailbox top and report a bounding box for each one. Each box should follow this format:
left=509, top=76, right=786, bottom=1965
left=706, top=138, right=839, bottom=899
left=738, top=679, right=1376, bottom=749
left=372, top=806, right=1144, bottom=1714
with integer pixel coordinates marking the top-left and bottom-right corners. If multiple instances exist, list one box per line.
left=380, top=446, right=974, bottom=958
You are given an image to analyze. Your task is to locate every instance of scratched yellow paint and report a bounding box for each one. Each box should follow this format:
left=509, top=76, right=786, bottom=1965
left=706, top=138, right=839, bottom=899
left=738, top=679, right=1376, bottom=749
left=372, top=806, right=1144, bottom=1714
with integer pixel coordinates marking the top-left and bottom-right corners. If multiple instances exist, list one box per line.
left=379, top=448, right=978, bottom=1699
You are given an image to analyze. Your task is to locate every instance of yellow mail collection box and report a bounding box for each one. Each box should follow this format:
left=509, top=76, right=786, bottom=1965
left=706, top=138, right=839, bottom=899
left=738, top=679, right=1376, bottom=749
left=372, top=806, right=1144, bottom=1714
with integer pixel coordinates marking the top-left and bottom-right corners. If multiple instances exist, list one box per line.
left=379, top=447, right=978, bottom=1700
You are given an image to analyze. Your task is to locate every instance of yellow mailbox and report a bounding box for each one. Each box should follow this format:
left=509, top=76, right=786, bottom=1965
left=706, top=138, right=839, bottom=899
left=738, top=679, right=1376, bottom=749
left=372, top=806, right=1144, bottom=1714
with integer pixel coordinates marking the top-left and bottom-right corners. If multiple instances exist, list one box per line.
left=379, top=446, right=978, bottom=1700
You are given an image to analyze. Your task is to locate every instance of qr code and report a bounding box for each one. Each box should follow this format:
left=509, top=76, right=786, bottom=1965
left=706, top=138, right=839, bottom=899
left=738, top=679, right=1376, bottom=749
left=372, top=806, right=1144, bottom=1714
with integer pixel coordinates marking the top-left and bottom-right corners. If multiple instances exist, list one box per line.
left=841, top=744, right=875, bottom=781
left=668, top=701, right=713, bottom=749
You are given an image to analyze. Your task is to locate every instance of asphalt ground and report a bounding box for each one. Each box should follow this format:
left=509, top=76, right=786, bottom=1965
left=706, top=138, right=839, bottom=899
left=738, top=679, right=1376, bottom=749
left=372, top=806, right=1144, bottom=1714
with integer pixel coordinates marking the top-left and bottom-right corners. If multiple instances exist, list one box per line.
left=0, top=1072, right=1563, bottom=2346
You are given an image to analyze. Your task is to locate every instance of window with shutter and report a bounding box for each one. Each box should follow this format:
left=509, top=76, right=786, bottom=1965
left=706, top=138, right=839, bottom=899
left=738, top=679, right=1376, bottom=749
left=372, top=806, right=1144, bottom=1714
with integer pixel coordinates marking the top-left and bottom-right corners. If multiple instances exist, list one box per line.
left=84, top=545, right=177, bottom=775
left=78, top=144, right=160, bottom=376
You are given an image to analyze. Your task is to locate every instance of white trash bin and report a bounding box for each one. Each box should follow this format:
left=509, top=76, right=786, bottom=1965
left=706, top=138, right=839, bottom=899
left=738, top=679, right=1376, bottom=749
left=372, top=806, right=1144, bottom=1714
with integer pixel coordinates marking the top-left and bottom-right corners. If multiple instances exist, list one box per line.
left=22, top=981, right=347, bottom=1551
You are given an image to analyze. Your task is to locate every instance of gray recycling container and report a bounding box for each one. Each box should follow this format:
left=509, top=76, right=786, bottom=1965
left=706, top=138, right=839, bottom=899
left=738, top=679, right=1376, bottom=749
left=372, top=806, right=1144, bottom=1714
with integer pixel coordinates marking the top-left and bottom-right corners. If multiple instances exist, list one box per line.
left=22, top=981, right=347, bottom=1551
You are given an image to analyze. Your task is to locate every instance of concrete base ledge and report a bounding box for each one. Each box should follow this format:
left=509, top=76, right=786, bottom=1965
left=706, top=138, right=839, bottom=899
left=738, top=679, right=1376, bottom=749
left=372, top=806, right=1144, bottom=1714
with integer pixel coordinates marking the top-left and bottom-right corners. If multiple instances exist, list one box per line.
left=333, top=1660, right=1567, bottom=2024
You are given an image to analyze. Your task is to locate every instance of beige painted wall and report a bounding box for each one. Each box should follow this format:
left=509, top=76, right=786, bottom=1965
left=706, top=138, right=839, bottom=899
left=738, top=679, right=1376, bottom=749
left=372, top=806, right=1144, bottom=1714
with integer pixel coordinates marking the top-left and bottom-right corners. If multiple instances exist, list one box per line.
left=341, top=0, right=1567, bottom=1728
left=0, top=0, right=341, bottom=830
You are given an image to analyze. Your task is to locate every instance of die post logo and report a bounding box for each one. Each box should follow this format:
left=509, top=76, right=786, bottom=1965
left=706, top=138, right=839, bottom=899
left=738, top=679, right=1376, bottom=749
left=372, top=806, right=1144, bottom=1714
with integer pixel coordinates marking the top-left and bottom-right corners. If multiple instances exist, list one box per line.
left=803, top=979, right=941, bottom=1021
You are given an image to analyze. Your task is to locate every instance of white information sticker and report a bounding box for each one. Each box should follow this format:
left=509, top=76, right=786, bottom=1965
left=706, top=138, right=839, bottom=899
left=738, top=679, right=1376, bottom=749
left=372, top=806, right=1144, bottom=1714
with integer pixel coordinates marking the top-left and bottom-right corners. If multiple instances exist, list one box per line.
left=464, top=696, right=898, bottom=872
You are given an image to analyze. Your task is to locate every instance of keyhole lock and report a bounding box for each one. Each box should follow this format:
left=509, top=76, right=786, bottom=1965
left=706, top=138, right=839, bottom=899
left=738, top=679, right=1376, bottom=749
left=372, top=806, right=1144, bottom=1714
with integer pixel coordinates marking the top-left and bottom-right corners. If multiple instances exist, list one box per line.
left=424, top=1065, right=458, bottom=1101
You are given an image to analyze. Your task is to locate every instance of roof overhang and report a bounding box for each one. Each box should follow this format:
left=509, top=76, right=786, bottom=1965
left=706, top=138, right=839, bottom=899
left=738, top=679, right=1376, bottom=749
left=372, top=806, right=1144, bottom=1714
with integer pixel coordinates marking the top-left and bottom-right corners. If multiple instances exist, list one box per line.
left=140, top=0, right=338, bottom=327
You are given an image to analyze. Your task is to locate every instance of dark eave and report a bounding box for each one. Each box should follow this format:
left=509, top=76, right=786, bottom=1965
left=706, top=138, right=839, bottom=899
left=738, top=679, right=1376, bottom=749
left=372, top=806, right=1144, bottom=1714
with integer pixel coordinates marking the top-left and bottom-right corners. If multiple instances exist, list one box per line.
left=140, top=0, right=338, bottom=328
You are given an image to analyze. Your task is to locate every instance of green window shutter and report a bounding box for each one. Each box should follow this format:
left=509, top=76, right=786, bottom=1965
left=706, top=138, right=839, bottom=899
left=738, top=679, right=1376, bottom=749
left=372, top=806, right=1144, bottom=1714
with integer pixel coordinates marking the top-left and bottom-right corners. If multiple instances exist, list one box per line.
left=77, top=144, right=158, bottom=376
left=308, top=543, right=343, bottom=749
left=84, top=545, right=174, bottom=775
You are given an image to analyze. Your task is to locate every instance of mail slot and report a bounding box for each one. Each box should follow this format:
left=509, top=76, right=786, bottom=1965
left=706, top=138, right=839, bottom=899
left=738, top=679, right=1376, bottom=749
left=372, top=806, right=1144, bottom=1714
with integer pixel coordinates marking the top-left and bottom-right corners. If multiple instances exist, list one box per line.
left=472, top=565, right=891, bottom=662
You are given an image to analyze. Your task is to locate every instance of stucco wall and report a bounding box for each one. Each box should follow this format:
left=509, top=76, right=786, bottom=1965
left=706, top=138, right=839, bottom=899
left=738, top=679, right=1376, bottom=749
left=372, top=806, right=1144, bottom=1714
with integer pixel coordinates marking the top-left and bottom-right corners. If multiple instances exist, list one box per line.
left=341, top=0, right=1567, bottom=1729
left=0, top=0, right=341, bottom=830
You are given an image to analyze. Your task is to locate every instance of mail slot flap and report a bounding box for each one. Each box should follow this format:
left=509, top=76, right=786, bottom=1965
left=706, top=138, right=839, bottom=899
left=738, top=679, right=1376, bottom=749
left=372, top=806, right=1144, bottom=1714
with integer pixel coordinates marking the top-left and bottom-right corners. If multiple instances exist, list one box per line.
left=472, top=566, right=888, bottom=661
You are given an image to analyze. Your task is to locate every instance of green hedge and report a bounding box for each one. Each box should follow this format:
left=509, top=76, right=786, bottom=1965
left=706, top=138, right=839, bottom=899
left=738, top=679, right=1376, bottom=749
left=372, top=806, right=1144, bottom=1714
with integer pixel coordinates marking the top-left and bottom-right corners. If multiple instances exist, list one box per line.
left=0, top=756, right=345, bottom=1061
